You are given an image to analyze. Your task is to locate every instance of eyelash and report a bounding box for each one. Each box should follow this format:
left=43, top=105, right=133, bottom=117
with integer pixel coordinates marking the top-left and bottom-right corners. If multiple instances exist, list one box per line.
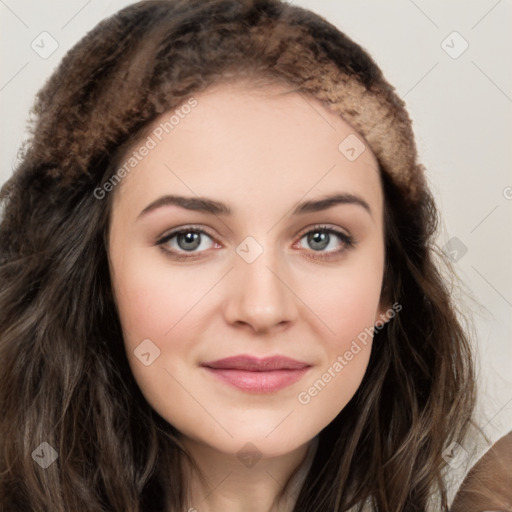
left=155, top=224, right=356, bottom=261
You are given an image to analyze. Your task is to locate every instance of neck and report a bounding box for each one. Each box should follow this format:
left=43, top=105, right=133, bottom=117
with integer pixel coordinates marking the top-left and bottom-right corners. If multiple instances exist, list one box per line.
left=181, top=436, right=319, bottom=512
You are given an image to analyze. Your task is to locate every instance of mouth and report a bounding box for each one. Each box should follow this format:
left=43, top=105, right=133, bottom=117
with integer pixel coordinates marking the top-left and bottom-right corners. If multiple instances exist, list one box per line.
left=200, top=355, right=311, bottom=393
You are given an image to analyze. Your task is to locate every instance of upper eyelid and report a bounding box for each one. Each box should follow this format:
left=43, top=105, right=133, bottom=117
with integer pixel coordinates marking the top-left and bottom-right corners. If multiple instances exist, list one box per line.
left=296, top=223, right=352, bottom=238
left=156, top=224, right=216, bottom=243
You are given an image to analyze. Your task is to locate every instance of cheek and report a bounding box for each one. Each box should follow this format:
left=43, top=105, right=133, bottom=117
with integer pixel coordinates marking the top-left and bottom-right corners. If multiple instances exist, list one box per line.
left=295, top=343, right=372, bottom=435
left=110, top=257, right=205, bottom=426
left=112, top=252, right=205, bottom=344
left=295, top=273, right=380, bottom=413
left=305, top=251, right=385, bottom=346
left=292, top=252, right=384, bottom=421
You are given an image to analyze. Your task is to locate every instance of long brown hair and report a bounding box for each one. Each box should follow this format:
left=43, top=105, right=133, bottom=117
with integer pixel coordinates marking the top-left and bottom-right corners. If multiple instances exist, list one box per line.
left=0, top=1, right=476, bottom=510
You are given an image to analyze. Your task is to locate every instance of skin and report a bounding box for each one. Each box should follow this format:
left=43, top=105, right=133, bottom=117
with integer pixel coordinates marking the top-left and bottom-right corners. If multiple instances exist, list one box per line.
left=108, top=80, right=390, bottom=512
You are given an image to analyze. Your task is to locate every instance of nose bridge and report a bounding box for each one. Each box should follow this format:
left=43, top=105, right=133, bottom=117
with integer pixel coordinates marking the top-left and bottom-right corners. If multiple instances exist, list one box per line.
left=224, top=235, right=297, bottom=332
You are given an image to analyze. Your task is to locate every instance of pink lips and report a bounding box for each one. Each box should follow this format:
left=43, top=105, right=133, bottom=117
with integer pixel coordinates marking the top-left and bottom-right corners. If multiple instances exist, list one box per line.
left=200, top=355, right=311, bottom=393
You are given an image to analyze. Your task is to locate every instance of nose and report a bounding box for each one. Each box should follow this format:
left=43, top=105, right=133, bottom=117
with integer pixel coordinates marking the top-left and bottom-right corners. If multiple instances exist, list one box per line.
left=222, top=243, right=298, bottom=335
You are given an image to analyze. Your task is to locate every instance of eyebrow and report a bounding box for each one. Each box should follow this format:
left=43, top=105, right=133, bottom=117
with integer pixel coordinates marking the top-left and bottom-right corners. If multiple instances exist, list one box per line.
left=137, top=193, right=372, bottom=219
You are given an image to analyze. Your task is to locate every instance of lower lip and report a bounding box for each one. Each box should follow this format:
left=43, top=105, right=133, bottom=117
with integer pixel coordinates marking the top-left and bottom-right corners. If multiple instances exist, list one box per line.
left=203, top=367, right=310, bottom=393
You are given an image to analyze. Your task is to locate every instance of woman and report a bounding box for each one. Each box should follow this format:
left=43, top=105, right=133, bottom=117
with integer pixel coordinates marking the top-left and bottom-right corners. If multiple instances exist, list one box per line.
left=0, top=0, right=477, bottom=510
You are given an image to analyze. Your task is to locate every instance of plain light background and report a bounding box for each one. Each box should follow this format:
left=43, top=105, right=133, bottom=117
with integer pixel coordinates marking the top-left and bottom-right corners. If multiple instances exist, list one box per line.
left=1, top=0, right=511, bottom=492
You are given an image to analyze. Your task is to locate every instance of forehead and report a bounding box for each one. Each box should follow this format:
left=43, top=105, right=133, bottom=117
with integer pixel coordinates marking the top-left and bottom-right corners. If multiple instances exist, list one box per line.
left=111, top=81, right=383, bottom=217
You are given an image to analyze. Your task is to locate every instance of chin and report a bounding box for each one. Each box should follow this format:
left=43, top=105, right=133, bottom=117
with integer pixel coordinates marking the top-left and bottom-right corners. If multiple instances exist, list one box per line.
left=184, top=424, right=311, bottom=460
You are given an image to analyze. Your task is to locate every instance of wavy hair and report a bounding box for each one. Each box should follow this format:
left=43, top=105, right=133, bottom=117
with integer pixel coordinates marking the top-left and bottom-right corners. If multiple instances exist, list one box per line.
left=0, top=0, right=476, bottom=510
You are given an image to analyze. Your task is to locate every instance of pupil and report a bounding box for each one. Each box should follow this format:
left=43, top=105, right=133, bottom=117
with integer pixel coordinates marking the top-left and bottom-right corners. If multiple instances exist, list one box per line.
left=178, top=231, right=201, bottom=251
left=308, top=231, right=329, bottom=251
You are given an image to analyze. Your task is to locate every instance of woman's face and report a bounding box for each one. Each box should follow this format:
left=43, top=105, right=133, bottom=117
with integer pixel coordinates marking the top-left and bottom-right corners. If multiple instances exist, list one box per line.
left=108, top=81, right=388, bottom=459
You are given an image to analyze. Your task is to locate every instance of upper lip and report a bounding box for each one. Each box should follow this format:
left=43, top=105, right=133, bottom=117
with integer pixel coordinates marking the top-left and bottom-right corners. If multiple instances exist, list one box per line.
left=201, top=355, right=310, bottom=371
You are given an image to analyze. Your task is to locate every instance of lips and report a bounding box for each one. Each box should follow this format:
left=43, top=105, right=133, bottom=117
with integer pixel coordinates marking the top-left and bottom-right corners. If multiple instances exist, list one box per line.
left=200, top=355, right=311, bottom=393
left=202, top=355, right=310, bottom=371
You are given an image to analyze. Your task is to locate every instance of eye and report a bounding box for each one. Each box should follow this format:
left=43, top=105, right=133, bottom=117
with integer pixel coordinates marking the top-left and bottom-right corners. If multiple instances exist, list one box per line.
left=156, top=226, right=217, bottom=257
left=155, top=224, right=355, bottom=261
left=295, top=225, right=355, bottom=259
